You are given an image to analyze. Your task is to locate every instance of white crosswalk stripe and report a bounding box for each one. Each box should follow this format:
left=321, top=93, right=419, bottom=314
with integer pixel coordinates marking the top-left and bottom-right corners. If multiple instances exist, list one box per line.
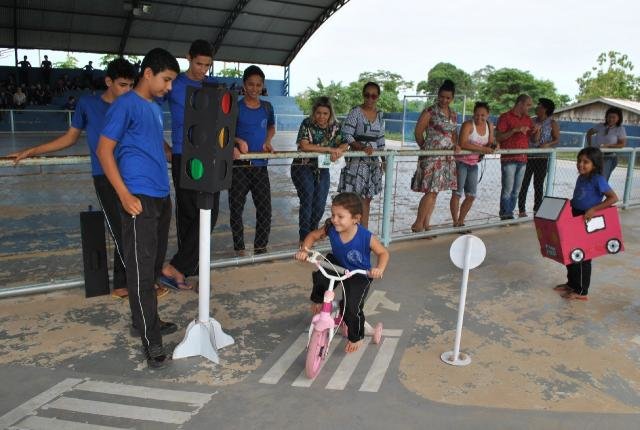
left=260, top=329, right=403, bottom=392
left=0, top=378, right=214, bottom=429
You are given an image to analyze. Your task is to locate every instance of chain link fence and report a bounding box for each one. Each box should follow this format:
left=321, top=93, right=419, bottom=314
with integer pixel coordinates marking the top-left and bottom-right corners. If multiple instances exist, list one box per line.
left=1, top=130, right=639, bottom=293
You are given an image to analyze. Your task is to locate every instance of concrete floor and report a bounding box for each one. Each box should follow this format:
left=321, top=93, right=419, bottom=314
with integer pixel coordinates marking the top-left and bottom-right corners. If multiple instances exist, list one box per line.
left=0, top=208, right=638, bottom=429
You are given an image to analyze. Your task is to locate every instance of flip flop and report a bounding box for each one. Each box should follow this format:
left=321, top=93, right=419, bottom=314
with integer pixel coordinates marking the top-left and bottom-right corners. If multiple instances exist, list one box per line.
left=155, top=284, right=170, bottom=299
left=159, top=274, right=192, bottom=291
left=111, top=288, right=129, bottom=299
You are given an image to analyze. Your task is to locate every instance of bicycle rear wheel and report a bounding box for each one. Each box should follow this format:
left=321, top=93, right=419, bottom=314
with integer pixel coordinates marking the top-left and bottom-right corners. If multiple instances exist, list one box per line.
left=305, top=329, right=329, bottom=379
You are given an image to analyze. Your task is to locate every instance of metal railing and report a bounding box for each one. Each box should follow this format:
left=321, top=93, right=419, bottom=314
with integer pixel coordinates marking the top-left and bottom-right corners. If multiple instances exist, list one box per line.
left=0, top=133, right=638, bottom=298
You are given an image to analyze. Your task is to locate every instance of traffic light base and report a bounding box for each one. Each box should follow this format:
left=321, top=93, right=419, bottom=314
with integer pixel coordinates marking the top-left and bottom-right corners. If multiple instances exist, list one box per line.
left=173, top=318, right=235, bottom=364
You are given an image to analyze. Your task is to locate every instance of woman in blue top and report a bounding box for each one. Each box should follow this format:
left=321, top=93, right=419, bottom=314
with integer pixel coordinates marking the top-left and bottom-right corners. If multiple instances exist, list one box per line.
left=554, top=147, right=618, bottom=301
left=295, top=192, right=389, bottom=353
left=291, top=97, right=348, bottom=245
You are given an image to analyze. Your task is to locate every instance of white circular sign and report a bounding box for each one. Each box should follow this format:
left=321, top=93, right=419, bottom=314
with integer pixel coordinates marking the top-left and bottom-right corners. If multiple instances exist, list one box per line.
left=449, top=234, right=486, bottom=270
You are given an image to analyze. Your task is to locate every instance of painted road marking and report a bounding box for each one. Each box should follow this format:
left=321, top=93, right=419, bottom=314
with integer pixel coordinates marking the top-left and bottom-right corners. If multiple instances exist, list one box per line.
left=44, top=397, right=191, bottom=424
left=9, top=415, right=127, bottom=430
left=260, top=330, right=403, bottom=392
left=1, top=378, right=213, bottom=429
left=0, top=378, right=83, bottom=429
left=364, top=290, right=401, bottom=316
left=74, top=380, right=212, bottom=406
left=259, top=333, right=308, bottom=384
left=326, top=337, right=371, bottom=390
left=360, top=337, right=400, bottom=392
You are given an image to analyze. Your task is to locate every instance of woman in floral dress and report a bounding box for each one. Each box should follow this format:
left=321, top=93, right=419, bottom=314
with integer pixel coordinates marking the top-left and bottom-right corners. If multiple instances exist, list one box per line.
left=337, top=82, right=385, bottom=228
left=410, top=79, right=458, bottom=233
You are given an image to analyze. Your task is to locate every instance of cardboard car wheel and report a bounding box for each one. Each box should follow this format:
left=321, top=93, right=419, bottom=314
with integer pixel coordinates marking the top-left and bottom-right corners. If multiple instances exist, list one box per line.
left=570, top=248, right=584, bottom=263
left=606, top=239, right=621, bottom=254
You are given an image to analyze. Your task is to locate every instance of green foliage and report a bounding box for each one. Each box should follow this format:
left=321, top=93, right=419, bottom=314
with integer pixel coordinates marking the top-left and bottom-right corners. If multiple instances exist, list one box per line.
left=218, top=67, right=243, bottom=78
left=99, top=54, right=140, bottom=68
left=476, top=68, right=569, bottom=114
left=576, top=51, right=640, bottom=101
left=417, top=62, right=473, bottom=97
left=54, top=54, right=78, bottom=69
left=295, top=70, right=412, bottom=115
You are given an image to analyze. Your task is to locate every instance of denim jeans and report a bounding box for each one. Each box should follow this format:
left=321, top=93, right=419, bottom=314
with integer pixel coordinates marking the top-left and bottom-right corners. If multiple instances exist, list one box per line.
left=602, top=155, right=617, bottom=182
left=291, top=164, right=330, bottom=242
left=454, top=161, right=478, bottom=197
left=500, top=162, right=526, bottom=217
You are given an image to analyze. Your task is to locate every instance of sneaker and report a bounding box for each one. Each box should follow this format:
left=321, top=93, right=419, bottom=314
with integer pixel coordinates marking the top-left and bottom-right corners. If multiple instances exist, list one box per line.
left=130, top=320, right=178, bottom=338
left=143, top=344, right=168, bottom=369
left=254, top=247, right=268, bottom=255
left=500, top=215, right=515, bottom=221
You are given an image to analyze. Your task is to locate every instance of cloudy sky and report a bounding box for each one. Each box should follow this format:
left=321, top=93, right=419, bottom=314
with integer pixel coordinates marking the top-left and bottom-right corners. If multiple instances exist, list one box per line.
left=2, top=0, right=638, bottom=101
left=288, top=0, right=640, bottom=100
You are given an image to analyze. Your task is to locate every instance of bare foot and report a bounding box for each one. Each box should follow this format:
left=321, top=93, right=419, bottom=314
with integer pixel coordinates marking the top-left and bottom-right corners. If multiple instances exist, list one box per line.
left=310, top=303, right=322, bottom=315
left=562, top=291, right=589, bottom=301
left=345, top=340, right=362, bottom=353
left=553, top=284, right=571, bottom=292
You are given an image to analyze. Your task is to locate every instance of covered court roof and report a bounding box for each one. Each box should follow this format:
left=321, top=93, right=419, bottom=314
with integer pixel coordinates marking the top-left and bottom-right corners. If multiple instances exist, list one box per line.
left=0, top=0, right=349, bottom=66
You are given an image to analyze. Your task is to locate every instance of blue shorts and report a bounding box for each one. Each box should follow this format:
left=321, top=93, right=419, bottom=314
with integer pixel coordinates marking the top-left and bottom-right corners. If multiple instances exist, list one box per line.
left=454, top=161, right=478, bottom=197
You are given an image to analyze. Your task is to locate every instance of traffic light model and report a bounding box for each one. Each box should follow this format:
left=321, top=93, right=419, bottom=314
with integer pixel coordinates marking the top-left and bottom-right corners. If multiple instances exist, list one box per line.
left=180, top=85, right=237, bottom=197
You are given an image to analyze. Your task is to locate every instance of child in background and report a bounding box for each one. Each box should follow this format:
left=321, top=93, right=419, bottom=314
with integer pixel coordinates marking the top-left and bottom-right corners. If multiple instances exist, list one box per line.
left=295, top=192, right=389, bottom=353
left=229, top=65, right=275, bottom=255
left=97, top=48, right=179, bottom=369
left=554, top=147, right=618, bottom=301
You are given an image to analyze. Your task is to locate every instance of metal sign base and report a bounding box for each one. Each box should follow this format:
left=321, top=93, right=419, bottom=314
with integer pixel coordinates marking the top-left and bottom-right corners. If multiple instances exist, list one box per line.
left=173, top=318, right=234, bottom=364
left=441, top=351, right=471, bottom=366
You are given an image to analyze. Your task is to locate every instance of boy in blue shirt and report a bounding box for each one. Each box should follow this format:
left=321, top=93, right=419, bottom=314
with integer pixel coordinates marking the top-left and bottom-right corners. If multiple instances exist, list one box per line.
left=229, top=65, right=275, bottom=255
left=9, top=58, right=136, bottom=301
left=160, top=40, right=219, bottom=289
left=97, top=48, right=179, bottom=369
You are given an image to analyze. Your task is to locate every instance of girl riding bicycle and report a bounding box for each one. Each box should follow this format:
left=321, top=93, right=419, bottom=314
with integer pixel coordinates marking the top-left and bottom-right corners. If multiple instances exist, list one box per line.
left=295, top=192, right=389, bottom=353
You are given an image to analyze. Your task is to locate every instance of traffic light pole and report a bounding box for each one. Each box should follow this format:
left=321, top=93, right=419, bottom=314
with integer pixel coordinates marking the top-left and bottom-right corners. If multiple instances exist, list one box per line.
left=173, top=192, right=234, bottom=364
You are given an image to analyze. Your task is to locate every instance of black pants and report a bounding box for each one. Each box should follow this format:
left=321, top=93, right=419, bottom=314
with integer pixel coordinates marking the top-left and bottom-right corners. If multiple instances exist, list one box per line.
left=566, top=207, right=591, bottom=296
left=121, top=195, right=171, bottom=349
left=228, top=164, right=271, bottom=251
left=310, top=255, right=372, bottom=343
left=93, top=175, right=126, bottom=291
left=518, top=156, right=548, bottom=214
left=170, top=155, right=219, bottom=276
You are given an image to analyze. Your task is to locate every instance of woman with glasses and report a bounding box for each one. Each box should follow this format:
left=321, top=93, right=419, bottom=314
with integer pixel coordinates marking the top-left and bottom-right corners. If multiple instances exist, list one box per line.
left=337, top=82, right=385, bottom=228
left=291, top=97, right=348, bottom=245
left=410, top=79, right=458, bottom=234
left=586, top=106, right=627, bottom=181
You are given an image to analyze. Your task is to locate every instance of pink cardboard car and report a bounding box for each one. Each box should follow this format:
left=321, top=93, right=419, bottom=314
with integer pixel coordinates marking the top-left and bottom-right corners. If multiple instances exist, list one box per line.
left=534, top=196, right=624, bottom=265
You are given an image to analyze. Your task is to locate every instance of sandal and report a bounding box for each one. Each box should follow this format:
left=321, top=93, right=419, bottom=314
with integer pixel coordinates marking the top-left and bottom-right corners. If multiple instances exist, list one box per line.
left=553, top=284, right=571, bottom=292
left=111, top=288, right=129, bottom=299
left=155, top=284, right=170, bottom=299
left=563, top=291, right=589, bottom=301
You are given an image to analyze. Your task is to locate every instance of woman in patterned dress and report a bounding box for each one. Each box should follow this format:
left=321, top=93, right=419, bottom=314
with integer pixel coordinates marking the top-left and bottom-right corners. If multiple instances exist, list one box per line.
left=410, top=79, right=458, bottom=233
left=337, top=82, right=385, bottom=228
left=291, top=97, right=347, bottom=244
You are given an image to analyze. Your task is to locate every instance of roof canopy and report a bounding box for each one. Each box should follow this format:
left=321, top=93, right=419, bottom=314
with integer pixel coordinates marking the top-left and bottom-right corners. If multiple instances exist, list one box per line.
left=0, top=0, right=349, bottom=66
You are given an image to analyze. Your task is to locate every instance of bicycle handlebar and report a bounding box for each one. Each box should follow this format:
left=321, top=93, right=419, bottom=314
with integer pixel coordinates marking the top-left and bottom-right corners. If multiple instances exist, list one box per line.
left=306, top=250, right=369, bottom=281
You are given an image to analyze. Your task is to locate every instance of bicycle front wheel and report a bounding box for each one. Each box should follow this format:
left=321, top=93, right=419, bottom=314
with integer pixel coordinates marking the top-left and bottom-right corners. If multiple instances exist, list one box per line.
left=305, top=329, right=329, bottom=379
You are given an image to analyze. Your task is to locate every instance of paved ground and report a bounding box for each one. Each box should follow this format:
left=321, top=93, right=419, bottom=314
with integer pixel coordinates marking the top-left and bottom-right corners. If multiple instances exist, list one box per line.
left=1, top=208, right=638, bottom=429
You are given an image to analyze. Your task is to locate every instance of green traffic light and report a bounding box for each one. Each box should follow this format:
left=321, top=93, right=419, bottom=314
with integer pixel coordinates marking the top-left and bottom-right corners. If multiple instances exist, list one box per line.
left=188, top=158, right=204, bottom=180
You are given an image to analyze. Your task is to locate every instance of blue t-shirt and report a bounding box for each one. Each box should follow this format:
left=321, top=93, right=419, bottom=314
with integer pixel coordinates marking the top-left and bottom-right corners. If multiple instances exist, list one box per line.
left=71, top=94, right=110, bottom=176
left=236, top=98, right=275, bottom=167
left=571, top=174, right=612, bottom=212
left=327, top=224, right=372, bottom=272
left=101, top=91, right=169, bottom=198
left=164, top=73, right=219, bottom=155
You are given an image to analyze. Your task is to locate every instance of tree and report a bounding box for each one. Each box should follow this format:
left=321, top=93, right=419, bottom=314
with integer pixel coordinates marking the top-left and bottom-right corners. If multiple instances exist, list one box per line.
left=54, top=54, right=78, bottom=69
left=99, top=53, right=140, bottom=68
left=218, top=67, right=242, bottom=78
left=477, top=68, right=569, bottom=114
left=295, top=70, right=412, bottom=115
left=417, top=62, right=473, bottom=97
left=576, top=51, right=640, bottom=101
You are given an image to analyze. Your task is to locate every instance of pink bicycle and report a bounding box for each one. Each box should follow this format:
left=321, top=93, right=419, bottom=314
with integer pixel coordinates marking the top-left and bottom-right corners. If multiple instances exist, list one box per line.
left=304, top=250, right=383, bottom=379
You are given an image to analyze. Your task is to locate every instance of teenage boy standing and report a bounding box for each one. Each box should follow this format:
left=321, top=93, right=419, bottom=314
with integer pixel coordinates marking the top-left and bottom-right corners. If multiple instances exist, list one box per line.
left=97, top=48, right=179, bottom=369
left=9, top=59, right=136, bottom=300
left=160, top=39, right=219, bottom=290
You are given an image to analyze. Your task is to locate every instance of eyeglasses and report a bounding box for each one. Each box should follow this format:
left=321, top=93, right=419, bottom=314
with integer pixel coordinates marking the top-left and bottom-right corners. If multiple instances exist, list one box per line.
left=364, top=93, right=379, bottom=100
